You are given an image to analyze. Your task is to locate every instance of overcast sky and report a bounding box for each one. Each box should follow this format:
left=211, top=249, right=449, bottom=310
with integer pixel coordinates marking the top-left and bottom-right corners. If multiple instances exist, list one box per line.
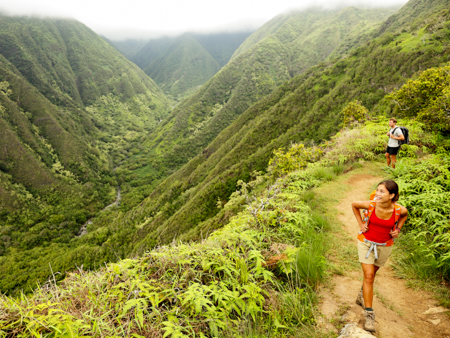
left=1, top=0, right=409, bottom=40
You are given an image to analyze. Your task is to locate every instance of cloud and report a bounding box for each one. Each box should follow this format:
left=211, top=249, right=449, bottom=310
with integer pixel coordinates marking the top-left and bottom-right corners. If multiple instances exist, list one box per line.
left=0, top=0, right=408, bottom=40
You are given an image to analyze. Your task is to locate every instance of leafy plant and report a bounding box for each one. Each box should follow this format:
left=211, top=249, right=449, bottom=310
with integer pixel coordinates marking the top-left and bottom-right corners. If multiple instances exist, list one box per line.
left=341, top=100, right=369, bottom=128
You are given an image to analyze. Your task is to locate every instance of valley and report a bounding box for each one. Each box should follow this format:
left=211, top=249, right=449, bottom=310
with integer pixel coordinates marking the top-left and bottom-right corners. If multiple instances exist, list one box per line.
left=0, top=0, right=450, bottom=336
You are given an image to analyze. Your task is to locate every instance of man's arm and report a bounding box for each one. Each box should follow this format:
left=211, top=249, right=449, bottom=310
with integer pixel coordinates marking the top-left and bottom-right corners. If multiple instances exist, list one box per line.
left=390, top=129, right=405, bottom=141
left=391, top=134, right=405, bottom=141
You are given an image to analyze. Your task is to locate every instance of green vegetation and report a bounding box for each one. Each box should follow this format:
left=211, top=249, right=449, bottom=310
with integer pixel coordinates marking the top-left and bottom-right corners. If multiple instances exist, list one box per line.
left=1, top=111, right=448, bottom=336
left=144, top=5, right=396, bottom=166
left=2, top=0, right=450, bottom=302
left=129, top=31, right=253, bottom=99
left=106, top=37, right=150, bottom=59
left=0, top=135, right=338, bottom=337
left=392, top=155, right=450, bottom=279
left=113, top=6, right=398, bottom=228
left=0, top=16, right=170, bottom=294
left=115, top=0, right=450, bottom=257
left=387, top=64, right=450, bottom=131
left=231, top=6, right=398, bottom=64
left=143, top=33, right=220, bottom=98
left=194, top=31, right=254, bottom=68
left=340, top=100, right=369, bottom=128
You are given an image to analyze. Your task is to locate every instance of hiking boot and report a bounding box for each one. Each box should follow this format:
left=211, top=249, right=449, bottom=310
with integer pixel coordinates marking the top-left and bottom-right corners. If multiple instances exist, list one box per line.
left=356, top=289, right=365, bottom=308
left=364, top=310, right=376, bottom=332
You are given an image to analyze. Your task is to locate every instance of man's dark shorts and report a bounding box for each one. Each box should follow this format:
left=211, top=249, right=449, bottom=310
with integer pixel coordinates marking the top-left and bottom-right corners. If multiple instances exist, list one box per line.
left=386, top=146, right=400, bottom=155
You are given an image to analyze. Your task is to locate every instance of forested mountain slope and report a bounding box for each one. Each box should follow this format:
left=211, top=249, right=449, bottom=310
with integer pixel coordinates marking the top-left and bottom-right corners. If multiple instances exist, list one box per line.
left=114, top=6, right=398, bottom=217
left=230, top=6, right=398, bottom=62
left=0, top=16, right=170, bottom=293
left=106, top=38, right=150, bottom=59
left=194, top=31, right=254, bottom=67
left=130, top=31, right=252, bottom=98
left=121, top=0, right=450, bottom=250
left=2, top=70, right=449, bottom=336
left=2, top=0, right=449, bottom=295
left=131, top=36, right=174, bottom=70
left=143, top=33, right=220, bottom=97
left=0, top=16, right=170, bottom=160
left=144, top=7, right=396, bottom=170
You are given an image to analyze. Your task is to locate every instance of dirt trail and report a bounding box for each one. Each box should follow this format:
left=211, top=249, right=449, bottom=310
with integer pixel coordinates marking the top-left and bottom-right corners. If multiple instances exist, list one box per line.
left=318, top=173, right=450, bottom=337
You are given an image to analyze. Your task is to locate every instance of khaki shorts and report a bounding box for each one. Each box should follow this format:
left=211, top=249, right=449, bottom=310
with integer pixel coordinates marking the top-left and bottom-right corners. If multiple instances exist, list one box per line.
left=358, top=240, right=392, bottom=267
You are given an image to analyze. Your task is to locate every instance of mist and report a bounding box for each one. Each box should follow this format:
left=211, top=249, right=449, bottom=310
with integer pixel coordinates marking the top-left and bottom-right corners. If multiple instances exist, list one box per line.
left=0, top=0, right=409, bottom=40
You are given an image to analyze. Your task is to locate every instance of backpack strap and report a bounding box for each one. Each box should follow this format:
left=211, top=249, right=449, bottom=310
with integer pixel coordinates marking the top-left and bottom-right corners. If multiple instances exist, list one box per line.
left=391, top=127, right=401, bottom=146
left=358, top=202, right=401, bottom=247
left=361, top=201, right=376, bottom=230
left=393, top=203, right=401, bottom=230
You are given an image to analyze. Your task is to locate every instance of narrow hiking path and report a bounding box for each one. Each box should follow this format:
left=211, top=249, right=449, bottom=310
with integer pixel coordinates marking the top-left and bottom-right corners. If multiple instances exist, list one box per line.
left=316, top=163, right=450, bottom=337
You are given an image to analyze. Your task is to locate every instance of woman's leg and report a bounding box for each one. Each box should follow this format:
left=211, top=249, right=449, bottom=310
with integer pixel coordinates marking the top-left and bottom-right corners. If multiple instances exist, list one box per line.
left=361, top=263, right=379, bottom=307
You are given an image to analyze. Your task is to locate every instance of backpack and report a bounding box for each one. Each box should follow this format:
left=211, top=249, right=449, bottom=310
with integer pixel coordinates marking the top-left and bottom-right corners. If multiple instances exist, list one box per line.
left=357, top=190, right=401, bottom=246
left=393, top=126, right=409, bottom=146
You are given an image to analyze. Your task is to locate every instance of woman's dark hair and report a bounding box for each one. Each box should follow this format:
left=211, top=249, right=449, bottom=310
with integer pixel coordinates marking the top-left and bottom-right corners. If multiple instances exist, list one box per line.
left=378, top=179, right=399, bottom=202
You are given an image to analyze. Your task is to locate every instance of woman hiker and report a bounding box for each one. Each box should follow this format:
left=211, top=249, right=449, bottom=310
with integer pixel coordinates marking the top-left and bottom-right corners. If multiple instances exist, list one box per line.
left=351, top=179, right=408, bottom=332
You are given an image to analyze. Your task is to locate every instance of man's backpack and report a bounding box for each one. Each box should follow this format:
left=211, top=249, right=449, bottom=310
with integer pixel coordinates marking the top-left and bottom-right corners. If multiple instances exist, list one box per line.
left=393, top=126, right=409, bottom=146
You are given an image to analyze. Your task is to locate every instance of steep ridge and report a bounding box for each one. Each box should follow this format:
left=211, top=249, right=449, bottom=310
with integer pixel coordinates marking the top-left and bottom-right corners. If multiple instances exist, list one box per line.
left=0, top=17, right=165, bottom=108
left=0, top=16, right=170, bottom=293
left=123, top=0, right=450, bottom=249
left=131, top=36, right=175, bottom=70
left=2, top=0, right=448, bottom=295
left=1, top=117, right=448, bottom=336
left=143, top=33, right=220, bottom=97
left=0, top=15, right=170, bottom=176
left=0, top=54, right=99, bottom=194
left=106, top=38, right=150, bottom=59
left=117, top=6, right=396, bottom=206
left=194, top=31, right=254, bottom=67
left=230, top=6, right=397, bottom=63
left=229, top=11, right=292, bottom=60
left=130, top=31, right=252, bottom=98
left=0, top=15, right=171, bottom=197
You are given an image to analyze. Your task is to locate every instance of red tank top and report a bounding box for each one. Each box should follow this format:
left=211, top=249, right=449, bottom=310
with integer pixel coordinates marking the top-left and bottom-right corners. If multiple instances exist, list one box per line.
left=364, top=208, right=395, bottom=243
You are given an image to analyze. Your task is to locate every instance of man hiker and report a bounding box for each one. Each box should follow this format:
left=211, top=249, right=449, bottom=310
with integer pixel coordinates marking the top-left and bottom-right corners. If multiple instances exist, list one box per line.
left=385, top=118, right=404, bottom=168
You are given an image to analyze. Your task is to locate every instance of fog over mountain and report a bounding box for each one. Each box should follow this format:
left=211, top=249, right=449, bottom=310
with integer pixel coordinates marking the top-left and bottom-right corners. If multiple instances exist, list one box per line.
left=1, top=0, right=408, bottom=40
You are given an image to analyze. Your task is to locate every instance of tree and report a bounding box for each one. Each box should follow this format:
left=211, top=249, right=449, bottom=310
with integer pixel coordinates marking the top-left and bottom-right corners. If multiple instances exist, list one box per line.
left=341, top=100, right=369, bottom=128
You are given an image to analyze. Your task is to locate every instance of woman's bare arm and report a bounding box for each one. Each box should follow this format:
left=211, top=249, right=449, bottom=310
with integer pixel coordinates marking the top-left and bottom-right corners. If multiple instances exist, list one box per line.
left=351, top=201, right=371, bottom=233
left=390, top=205, right=408, bottom=238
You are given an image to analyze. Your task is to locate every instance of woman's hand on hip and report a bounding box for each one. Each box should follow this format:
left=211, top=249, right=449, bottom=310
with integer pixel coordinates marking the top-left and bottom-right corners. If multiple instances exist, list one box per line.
left=390, top=229, right=400, bottom=238
left=359, top=223, right=368, bottom=233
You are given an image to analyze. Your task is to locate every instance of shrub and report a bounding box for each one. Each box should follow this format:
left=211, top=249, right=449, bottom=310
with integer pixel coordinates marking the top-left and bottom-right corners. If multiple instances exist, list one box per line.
left=387, top=65, right=450, bottom=132
left=341, top=100, right=369, bottom=128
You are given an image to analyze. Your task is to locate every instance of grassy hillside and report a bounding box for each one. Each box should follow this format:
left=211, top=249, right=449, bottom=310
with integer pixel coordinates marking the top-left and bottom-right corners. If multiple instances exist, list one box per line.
left=138, top=6, right=396, bottom=176
left=111, top=6, right=401, bottom=231
left=2, top=0, right=449, bottom=296
left=131, top=36, right=175, bottom=70
left=0, top=16, right=170, bottom=294
left=130, top=31, right=252, bottom=98
left=144, top=33, right=220, bottom=97
left=230, top=6, right=398, bottom=62
left=112, top=0, right=450, bottom=251
left=1, top=111, right=448, bottom=336
left=193, top=31, right=253, bottom=67
left=106, top=38, right=150, bottom=59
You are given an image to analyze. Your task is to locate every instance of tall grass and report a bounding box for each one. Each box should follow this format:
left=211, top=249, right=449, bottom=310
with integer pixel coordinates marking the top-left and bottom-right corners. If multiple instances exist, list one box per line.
left=291, top=229, right=328, bottom=289
left=310, top=167, right=336, bottom=182
left=392, top=233, right=450, bottom=307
